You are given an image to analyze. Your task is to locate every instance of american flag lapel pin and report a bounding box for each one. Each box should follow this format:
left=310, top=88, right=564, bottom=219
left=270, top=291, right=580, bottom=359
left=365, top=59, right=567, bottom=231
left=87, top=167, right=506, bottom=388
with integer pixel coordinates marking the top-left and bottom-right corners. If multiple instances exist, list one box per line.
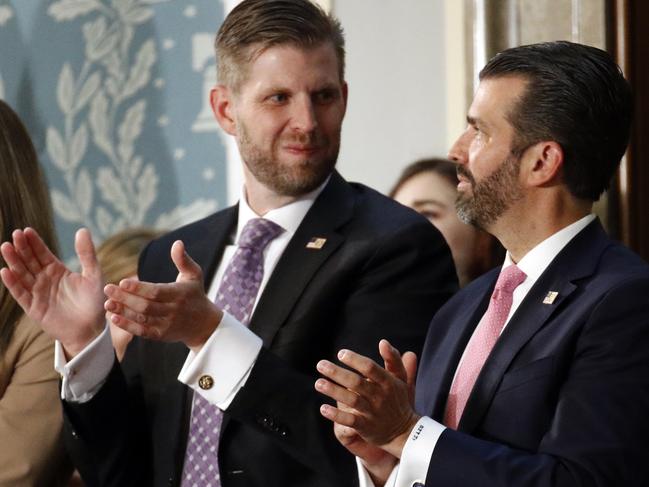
left=306, top=237, right=327, bottom=249
left=542, top=291, right=559, bottom=304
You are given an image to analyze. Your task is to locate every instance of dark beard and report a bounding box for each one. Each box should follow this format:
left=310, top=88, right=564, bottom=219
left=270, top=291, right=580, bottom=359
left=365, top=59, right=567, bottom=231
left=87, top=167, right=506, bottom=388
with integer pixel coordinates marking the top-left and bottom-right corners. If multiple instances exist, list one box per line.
left=455, top=154, right=523, bottom=229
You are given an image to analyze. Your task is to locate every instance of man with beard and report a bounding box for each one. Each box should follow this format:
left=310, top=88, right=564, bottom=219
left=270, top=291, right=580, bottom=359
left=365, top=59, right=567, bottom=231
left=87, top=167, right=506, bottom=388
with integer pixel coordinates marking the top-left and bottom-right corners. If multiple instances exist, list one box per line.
left=0, top=1, right=457, bottom=486
left=315, top=41, right=649, bottom=486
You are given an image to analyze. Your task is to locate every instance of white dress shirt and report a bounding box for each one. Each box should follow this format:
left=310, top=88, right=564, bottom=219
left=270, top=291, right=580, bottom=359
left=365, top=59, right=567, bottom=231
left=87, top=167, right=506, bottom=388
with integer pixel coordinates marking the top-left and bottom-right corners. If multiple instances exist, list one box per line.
left=55, top=178, right=328, bottom=408
left=359, top=214, right=596, bottom=487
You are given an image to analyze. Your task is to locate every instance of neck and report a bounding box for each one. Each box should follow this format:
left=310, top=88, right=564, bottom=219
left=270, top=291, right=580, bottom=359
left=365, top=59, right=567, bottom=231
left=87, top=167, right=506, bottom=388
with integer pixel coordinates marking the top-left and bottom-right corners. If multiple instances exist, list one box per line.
left=242, top=170, right=300, bottom=216
left=490, top=191, right=592, bottom=263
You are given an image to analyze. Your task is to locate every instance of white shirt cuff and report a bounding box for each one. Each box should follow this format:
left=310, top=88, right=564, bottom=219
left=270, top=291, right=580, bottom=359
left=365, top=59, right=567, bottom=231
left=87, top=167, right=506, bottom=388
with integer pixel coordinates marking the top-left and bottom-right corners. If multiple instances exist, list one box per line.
left=54, top=324, right=115, bottom=403
left=357, top=456, right=399, bottom=487
left=394, top=416, right=445, bottom=487
left=177, top=312, right=263, bottom=409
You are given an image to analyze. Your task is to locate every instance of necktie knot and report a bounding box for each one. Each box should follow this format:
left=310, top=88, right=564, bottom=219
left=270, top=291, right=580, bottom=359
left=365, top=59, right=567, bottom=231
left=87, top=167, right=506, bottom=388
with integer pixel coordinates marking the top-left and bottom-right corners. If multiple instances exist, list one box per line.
left=238, top=218, right=284, bottom=251
left=493, top=264, right=527, bottom=296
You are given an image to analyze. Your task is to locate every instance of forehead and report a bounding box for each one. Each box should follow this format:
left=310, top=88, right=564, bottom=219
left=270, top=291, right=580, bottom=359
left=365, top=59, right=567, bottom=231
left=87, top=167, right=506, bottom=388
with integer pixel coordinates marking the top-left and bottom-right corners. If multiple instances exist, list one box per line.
left=469, top=76, right=528, bottom=128
left=395, top=171, right=457, bottom=206
left=239, top=42, right=342, bottom=92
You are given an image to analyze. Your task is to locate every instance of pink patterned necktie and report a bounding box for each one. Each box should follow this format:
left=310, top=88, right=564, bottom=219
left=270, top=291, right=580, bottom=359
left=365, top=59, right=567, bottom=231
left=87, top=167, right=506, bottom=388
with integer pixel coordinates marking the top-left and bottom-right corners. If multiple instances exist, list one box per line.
left=181, top=218, right=283, bottom=487
left=443, top=264, right=526, bottom=429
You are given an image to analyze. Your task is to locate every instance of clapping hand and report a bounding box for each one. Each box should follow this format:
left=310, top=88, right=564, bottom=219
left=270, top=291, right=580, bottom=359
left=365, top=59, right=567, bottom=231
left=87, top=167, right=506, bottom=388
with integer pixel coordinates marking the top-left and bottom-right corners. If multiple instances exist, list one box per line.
left=315, top=339, right=421, bottom=480
left=0, top=228, right=105, bottom=358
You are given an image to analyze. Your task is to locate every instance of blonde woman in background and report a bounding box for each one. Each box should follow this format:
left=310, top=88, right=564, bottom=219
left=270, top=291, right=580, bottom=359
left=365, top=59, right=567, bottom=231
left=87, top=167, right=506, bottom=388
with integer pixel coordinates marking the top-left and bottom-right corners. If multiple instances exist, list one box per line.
left=96, top=227, right=162, bottom=361
left=0, top=100, right=71, bottom=486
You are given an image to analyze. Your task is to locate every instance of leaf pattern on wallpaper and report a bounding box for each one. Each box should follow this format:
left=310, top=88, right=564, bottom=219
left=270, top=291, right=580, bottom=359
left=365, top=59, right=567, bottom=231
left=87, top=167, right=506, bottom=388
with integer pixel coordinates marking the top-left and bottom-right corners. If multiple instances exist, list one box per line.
left=47, top=0, right=160, bottom=238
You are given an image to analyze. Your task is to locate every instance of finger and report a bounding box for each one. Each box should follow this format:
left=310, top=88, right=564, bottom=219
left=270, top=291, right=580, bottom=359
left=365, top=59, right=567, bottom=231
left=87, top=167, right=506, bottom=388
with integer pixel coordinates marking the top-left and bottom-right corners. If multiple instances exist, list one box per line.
left=319, top=403, right=363, bottom=430
left=0, top=267, right=33, bottom=310
left=314, top=378, right=369, bottom=412
left=170, top=241, right=202, bottom=282
left=115, top=278, right=178, bottom=302
left=0, top=241, right=35, bottom=287
left=23, top=227, right=58, bottom=268
left=334, top=423, right=360, bottom=445
left=335, top=349, right=389, bottom=385
left=108, top=312, right=162, bottom=340
left=104, top=284, right=170, bottom=316
left=75, top=228, right=101, bottom=280
left=105, top=299, right=154, bottom=326
left=317, top=359, right=375, bottom=395
left=12, top=229, right=42, bottom=276
left=379, top=339, right=408, bottom=382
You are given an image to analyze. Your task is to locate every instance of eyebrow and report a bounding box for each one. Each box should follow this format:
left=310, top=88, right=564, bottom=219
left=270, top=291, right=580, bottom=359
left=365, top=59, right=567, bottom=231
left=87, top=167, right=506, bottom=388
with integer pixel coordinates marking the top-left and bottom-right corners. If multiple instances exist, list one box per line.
left=411, top=199, right=447, bottom=208
left=467, top=115, right=484, bottom=128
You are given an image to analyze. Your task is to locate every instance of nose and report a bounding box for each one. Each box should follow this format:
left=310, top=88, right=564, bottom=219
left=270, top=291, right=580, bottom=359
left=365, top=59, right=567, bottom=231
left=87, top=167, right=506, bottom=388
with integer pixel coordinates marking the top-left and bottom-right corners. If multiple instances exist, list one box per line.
left=290, top=96, right=318, bottom=133
left=448, top=129, right=470, bottom=165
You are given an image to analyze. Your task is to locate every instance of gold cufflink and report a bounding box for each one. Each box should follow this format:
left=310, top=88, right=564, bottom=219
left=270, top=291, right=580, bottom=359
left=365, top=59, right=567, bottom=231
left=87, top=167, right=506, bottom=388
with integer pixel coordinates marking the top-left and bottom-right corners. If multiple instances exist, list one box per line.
left=542, top=291, right=559, bottom=304
left=306, top=237, right=327, bottom=249
left=198, top=375, right=214, bottom=390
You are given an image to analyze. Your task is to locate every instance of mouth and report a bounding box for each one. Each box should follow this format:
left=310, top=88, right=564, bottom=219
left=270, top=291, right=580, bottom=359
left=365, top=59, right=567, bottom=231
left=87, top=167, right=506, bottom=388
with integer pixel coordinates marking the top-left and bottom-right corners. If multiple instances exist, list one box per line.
left=456, top=167, right=474, bottom=190
left=284, top=145, right=321, bottom=156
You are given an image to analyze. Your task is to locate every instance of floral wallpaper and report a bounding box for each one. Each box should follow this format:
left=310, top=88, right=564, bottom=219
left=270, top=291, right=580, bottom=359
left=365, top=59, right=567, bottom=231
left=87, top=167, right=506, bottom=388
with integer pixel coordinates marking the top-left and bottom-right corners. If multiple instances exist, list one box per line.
left=0, top=0, right=227, bottom=259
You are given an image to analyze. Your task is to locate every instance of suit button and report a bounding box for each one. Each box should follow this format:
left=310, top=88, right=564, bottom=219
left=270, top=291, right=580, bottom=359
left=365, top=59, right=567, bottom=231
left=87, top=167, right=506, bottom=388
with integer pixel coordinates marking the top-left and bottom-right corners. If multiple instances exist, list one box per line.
left=198, top=375, right=214, bottom=390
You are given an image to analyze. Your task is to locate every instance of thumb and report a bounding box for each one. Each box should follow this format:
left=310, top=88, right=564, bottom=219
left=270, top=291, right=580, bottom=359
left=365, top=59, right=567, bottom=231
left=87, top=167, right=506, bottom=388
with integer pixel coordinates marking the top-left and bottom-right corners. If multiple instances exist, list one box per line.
left=171, top=240, right=203, bottom=282
left=402, top=351, right=418, bottom=403
left=75, top=228, right=101, bottom=280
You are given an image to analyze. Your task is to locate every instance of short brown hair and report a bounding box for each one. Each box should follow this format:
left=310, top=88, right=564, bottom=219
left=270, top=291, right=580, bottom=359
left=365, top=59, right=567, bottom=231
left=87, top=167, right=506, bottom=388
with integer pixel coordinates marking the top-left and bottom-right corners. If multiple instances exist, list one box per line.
left=215, top=0, right=345, bottom=89
left=0, top=100, right=59, bottom=352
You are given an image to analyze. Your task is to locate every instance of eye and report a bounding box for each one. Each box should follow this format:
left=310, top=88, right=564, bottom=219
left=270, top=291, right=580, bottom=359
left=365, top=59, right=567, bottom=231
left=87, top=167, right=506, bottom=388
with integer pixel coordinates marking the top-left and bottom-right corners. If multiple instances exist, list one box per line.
left=420, top=210, right=441, bottom=221
left=267, top=93, right=289, bottom=104
left=313, top=89, right=338, bottom=105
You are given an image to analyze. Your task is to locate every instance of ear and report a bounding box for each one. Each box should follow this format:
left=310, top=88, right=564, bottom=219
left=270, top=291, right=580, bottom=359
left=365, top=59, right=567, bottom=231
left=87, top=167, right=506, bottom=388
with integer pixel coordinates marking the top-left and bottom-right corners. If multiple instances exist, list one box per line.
left=341, top=81, right=349, bottom=116
left=522, top=141, right=564, bottom=188
left=210, top=85, right=237, bottom=135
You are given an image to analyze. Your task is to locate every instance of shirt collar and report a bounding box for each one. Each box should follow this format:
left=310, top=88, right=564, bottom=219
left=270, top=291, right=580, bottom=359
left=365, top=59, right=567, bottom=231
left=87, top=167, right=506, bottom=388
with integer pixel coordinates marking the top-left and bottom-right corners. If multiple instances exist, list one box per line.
left=235, top=175, right=331, bottom=242
left=503, top=214, right=596, bottom=282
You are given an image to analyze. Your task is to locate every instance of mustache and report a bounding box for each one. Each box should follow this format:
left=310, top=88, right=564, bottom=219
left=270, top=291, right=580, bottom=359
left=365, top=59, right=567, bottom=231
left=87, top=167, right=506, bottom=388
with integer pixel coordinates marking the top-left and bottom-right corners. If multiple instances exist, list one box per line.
left=456, top=165, right=476, bottom=185
left=283, top=132, right=323, bottom=146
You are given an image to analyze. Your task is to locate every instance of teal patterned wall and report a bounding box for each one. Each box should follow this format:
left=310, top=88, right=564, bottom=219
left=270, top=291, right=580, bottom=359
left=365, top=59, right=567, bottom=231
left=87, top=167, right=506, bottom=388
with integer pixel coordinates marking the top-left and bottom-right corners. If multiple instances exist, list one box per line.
left=0, top=0, right=227, bottom=259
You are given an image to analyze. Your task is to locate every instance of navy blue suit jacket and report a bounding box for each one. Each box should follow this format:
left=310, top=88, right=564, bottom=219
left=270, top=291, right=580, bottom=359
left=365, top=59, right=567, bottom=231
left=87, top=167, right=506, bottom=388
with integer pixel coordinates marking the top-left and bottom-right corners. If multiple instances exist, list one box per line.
left=415, top=219, right=649, bottom=486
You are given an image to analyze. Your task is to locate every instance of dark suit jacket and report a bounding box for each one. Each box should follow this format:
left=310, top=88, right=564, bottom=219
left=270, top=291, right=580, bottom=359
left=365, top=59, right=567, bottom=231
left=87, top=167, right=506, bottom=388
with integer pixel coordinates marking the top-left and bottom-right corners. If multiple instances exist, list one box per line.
left=415, top=219, right=649, bottom=486
left=63, top=172, right=457, bottom=487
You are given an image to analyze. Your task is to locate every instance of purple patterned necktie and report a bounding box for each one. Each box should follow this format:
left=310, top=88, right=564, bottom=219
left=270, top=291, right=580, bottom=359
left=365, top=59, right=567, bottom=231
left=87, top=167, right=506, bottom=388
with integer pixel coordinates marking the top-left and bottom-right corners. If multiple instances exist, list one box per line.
left=181, top=218, right=284, bottom=487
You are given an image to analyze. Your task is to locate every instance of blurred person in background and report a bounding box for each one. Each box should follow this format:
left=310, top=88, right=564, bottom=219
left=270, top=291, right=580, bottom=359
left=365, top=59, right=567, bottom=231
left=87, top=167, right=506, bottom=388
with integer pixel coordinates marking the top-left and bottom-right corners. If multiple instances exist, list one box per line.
left=390, top=158, right=502, bottom=286
left=0, top=99, right=71, bottom=486
left=96, top=227, right=163, bottom=361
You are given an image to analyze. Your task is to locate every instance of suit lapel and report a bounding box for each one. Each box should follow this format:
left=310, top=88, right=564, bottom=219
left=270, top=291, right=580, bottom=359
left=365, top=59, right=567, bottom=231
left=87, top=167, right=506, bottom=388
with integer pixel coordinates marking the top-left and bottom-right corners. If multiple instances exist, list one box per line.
left=417, top=273, right=496, bottom=420
left=248, top=172, right=354, bottom=346
left=185, top=206, right=238, bottom=287
left=458, top=219, right=611, bottom=432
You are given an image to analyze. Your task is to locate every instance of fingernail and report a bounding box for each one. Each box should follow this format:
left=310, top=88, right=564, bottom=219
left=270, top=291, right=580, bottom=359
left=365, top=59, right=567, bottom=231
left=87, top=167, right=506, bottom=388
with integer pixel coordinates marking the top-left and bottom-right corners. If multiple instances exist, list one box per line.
left=316, top=360, right=330, bottom=372
left=338, top=349, right=347, bottom=360
left=315, top=379, right=326, bottom=390
left=320, top=404, right=331, bottom=415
